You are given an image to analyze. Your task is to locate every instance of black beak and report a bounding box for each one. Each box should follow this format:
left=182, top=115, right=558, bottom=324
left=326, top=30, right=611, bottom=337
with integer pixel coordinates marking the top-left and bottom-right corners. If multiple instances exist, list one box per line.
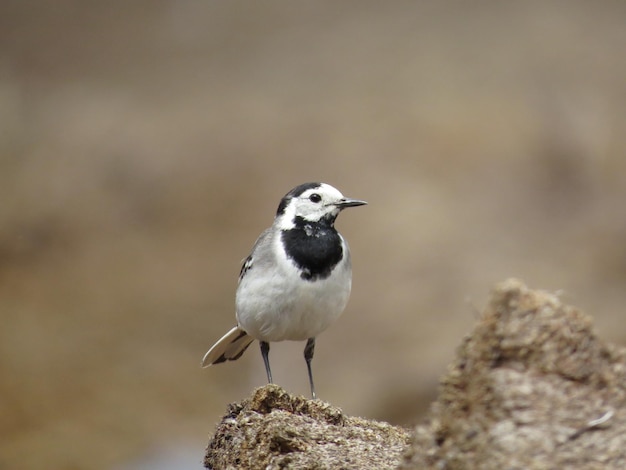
left=335, top=197, right=367, bottom=209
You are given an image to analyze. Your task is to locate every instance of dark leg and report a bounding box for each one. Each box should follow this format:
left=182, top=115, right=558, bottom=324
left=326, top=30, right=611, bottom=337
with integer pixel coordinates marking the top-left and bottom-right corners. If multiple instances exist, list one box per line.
left=304, top=337, right=316, bottom=399
left=260, top=341, right=272, bottom=383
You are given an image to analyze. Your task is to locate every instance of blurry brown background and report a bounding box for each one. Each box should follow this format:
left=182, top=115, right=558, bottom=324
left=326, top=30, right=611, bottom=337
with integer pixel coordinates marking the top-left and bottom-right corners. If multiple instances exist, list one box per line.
left=1, top=1, right=625, bottom=469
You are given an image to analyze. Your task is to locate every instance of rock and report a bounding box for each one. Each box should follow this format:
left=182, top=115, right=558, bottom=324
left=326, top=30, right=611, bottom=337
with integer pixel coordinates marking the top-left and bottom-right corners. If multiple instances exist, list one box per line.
left=401, top=278, right=626, bottom=469
left=204, top=384, right=410, bottom=469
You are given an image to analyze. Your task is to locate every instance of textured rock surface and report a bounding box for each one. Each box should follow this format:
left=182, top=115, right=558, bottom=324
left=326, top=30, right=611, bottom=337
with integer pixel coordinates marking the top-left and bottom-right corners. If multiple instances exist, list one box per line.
left=204, top=384, right=410, bottom=469
left=206, top=280, right=626, bottom=469
left=401, top=278, right=626, bottom=470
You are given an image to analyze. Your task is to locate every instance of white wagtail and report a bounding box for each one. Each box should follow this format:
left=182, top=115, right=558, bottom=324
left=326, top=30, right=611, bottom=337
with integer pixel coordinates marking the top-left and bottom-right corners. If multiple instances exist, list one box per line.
left=201, top=182, right=366, bottom=399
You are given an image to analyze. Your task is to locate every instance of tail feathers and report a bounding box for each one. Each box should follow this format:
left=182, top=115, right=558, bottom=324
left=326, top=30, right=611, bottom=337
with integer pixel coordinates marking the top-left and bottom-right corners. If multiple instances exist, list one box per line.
left=201, top=326, right=254, bottom=367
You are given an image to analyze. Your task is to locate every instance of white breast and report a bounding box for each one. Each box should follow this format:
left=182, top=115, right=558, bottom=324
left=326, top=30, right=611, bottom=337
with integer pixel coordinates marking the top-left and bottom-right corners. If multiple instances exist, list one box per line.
left=235, top=235, right=352, bottom=342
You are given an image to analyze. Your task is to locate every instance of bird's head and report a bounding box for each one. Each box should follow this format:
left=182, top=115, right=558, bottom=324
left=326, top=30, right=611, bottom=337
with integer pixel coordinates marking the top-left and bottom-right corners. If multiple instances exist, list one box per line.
left=275, top=182, right=367, bottom=229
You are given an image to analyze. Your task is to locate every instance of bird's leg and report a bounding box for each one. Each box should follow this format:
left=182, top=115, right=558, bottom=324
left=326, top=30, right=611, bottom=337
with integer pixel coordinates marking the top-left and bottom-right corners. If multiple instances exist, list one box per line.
left=260, top=341, right=273, bottom=383
left=304, top=337, right=316, bottom=399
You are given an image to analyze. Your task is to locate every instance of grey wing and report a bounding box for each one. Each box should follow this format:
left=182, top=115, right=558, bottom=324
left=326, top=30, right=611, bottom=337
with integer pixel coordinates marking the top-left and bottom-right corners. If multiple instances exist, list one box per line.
left=238, top=255, right=253, bottom=282
left=238, top=227, right=274, bottom=283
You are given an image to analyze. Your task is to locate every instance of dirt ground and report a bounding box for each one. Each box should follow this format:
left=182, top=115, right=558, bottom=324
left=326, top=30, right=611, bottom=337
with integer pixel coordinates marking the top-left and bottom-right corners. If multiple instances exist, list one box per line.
left=1, top=2, right=625, bottom=469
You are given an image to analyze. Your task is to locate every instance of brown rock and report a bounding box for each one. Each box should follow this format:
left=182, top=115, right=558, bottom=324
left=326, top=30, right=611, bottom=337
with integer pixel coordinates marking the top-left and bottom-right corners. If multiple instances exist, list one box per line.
left=401, top=278, right=626, bottom=469
left=204, top=384, right=411, bottom=469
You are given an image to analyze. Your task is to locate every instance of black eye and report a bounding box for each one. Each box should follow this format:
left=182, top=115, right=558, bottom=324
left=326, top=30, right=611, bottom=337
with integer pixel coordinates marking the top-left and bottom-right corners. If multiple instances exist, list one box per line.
left=309, top=193, right=322, bottom=203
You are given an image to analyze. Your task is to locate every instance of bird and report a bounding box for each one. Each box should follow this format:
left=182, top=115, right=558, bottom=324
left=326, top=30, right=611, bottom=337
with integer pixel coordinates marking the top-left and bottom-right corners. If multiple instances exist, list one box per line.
left=201, top=182, right=366, bottom=399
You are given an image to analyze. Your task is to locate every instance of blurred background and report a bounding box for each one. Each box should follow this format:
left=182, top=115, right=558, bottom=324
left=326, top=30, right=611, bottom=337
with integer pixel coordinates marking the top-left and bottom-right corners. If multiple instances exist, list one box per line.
left=1, top=1, right=625, bottom=468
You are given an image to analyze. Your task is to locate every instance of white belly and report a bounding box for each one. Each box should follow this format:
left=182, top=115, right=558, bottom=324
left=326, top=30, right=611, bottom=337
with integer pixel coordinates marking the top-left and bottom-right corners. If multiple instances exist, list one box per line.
left=235, top=260, right=352, bottom=342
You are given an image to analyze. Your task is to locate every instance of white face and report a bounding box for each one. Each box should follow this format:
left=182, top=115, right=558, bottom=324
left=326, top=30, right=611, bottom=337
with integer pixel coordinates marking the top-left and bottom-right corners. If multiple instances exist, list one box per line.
left=277, top=183, right=345, bottom=229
